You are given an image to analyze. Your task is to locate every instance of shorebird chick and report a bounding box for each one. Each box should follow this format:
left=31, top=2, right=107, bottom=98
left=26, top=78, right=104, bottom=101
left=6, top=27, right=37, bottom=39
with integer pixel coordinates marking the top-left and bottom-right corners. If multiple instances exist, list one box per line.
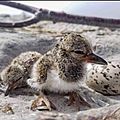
left=0, top=51, right=42, bottom=96
left=27, top=33, right=107, bottom=111
left=86, top=60, right=120, bottom=95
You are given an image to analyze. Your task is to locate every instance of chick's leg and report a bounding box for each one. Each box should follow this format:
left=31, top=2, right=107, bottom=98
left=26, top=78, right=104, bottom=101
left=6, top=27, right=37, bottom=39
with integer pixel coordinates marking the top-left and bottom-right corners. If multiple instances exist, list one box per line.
left=68, top=91, right=91, bottom=110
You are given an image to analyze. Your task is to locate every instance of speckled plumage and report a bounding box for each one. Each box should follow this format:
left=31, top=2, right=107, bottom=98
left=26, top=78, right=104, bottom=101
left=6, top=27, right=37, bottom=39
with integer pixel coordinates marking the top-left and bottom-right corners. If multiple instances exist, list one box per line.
left=86, top=60, right=120, bottom=95
left=27, top=33, right=107, bottom=94
left=27, top=33, right=91, bottom=93
left=0, top=51, right=42, bottom=95
left=27, top=33, right=107, bottom=111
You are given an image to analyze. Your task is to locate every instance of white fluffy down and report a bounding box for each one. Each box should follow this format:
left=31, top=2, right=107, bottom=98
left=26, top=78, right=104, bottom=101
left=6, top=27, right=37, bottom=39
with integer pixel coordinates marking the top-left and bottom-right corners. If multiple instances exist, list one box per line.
left=27, top=69, right=80, bottom=93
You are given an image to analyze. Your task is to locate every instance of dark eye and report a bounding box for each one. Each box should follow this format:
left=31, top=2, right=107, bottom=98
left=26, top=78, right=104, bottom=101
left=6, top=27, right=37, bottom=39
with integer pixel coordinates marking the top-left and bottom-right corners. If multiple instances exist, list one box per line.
left=74, top=50, right=85, bottom=54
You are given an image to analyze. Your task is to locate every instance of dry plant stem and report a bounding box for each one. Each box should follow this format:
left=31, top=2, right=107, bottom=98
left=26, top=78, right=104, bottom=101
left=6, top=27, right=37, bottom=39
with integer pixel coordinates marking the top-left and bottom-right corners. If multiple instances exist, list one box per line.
left=0, top=1, right=120, bottom=28
left=31, top=91, right=56, bottom=111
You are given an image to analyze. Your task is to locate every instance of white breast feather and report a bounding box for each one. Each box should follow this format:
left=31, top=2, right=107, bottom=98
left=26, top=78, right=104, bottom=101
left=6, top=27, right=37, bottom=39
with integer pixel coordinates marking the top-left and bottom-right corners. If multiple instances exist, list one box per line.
left=27, top=69, right=81, bottom=93
left=43, top=70, right=80, bottom=93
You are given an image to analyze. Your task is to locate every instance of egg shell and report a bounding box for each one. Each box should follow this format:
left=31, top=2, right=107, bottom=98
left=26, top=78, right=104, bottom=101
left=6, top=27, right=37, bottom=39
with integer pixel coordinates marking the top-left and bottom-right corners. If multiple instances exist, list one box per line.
left=86, top=60, right=120, bottom=95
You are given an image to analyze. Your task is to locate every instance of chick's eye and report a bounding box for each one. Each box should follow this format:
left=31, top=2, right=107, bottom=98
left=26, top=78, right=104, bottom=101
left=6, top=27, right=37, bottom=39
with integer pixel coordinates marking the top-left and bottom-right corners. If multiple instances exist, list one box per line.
left=74, top=50, right=85, bottom=54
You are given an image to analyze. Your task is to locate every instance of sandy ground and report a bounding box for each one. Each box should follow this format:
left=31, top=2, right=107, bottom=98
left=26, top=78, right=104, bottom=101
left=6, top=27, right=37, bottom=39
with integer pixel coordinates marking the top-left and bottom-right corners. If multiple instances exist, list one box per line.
left=0, top=15, right=120, bottom=119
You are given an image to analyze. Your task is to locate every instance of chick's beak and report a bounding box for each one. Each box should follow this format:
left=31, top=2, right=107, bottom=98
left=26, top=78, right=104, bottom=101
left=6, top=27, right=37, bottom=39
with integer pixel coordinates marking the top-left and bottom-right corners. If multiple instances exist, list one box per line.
left=5, top=81, right=18, bottom=96
left=85, top=53, right=107, bottom=65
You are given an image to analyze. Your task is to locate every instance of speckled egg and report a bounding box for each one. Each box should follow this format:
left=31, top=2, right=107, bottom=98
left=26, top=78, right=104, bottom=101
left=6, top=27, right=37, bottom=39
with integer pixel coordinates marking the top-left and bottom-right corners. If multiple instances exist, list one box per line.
left=86, top=60, right=120, bottom=95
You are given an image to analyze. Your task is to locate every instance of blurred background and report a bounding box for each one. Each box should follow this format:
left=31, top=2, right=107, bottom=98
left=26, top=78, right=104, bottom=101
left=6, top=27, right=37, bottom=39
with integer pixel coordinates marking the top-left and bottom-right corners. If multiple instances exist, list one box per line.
left=0, top=1, right=120, bottom=19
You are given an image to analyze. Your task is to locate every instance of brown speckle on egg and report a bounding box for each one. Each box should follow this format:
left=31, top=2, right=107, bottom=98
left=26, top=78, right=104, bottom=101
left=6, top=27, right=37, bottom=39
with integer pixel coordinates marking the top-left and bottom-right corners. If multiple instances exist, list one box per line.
left=102, top=72, right=107, bottom=77
left=104, top=85, right=109, bottom=89
left=106, top=68, right=110, bottom=73
left=102, top=89, right=108, bottom=93
left=92, top=72, right=94, bottom=75
left=90, top=76, right=93, bottom=78
left=94, top=79, right=99, bottom=85
left=108, top=61, right=111, bottom=64
left=111, top=90, right=118, bottom=93
left=105, top=78, right=110, bottom=81
left=96, top=76, right=98, bottom=78
left=117, top=65, right=120, bottom=69
left=111, top=65, right=116, bottom=68
left=110, top=76, right=112, bottom=78
left=106, top=68, right=110, bottom=71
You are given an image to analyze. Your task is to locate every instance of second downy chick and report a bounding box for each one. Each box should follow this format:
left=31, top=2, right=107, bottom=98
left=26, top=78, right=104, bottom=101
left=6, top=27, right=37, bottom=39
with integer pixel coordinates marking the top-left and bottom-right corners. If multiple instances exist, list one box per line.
left=0, top=51, right=42, bottom=96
